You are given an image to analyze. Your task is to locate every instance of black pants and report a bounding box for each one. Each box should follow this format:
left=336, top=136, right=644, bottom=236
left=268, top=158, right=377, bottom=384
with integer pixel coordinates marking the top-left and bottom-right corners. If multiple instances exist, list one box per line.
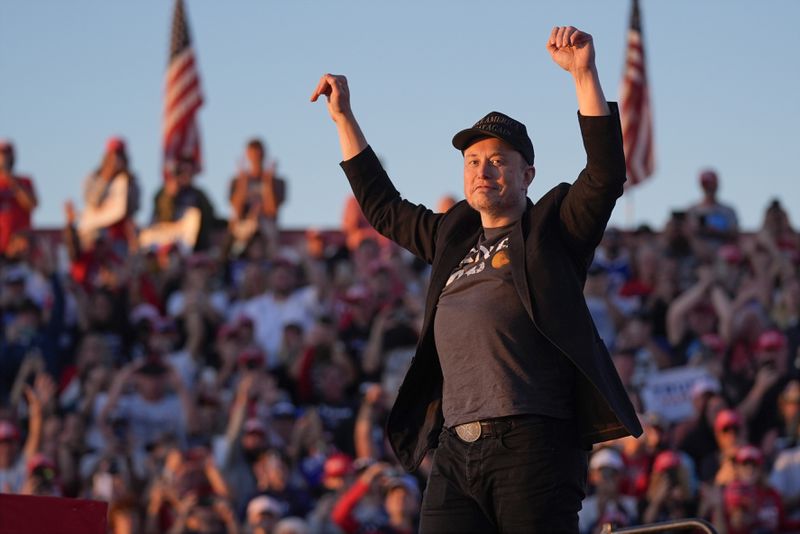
left=419, top=415, right=588, bottom=534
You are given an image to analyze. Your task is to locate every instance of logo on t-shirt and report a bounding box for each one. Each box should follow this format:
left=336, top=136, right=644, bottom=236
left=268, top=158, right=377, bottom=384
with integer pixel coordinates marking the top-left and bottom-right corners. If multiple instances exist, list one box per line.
left=445, top=236, right=510, bottom=287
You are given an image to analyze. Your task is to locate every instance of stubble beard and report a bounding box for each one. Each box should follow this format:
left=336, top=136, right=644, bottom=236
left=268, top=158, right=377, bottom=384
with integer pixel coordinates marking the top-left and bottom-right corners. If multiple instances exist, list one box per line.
left=467, top=190, right=523, bottom=221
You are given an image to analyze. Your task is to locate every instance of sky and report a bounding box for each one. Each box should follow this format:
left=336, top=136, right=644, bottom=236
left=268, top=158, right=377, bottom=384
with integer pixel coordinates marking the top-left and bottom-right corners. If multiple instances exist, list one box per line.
left=2, top=1, right=799, bottom=233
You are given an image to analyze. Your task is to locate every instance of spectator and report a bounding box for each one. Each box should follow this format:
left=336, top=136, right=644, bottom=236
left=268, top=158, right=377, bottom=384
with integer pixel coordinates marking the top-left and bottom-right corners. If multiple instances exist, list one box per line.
left=330, top=462, right=419, bottom=534
left=686, top=169, right=740, bottom=258
left=75, top=137, right=140, bottom=255
left=361, top=299, right=419, bottom=399
left=712, top=445, right=791, bottom=534
left=737, top=329, right=794, bottom=449
left=770, top=423, right=800, bottom=521
left=772, top=277, right=800, bottom=370
left=610, top=347, right=641, bottom=412
left=0, top=259, right=66, bottom=392
left=0, top=387, right=42, bottom=493
left=341, top=196, right=390, bottom=253
left=243, top=257, right=322, bottom=368
left=245, top=494, right=284, bottom=534
left=615, top=310, right=674, bottom=388
left=579, top=447, right=639, bottom=534
left=274, top=516, right=310, bottom=534
left=229, top=138, right=287, bottom=252
left=99, top=358, right=196, bottom=474
left=583, top=262, right=626, bottom=350
left=218, top=375, right=275, bottom=512
left=641, top=450, right=696, bottom=524
left=147, top=156, right=221, bottom=252
left=700, top=409, right=745, bottom=485
left=617, top=412, right=669, bottom=499
left=666, top=264, right=722, bottom=365
left=661, top=210, right=698, bottom=292
left=593, top=227, right=631, bottom=294
left=21, top=452, right=60, bottom=496
left=758, top=198, right=800, bottom=266
left=0, top=139, right=37, bottom=258
left=243, top=448, right=313, bottom=520
left=435, top=194, right=457, bottom=214
left=766, top=379, right=800, bottom=459
left=673, top=381, right=726, bottom=471
left=306, top=452, right=355, bottom=533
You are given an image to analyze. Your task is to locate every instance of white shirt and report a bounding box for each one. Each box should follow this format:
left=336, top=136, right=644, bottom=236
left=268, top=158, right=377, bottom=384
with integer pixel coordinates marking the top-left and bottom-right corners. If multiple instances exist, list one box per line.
left=242, top=286, right=319, bottom=367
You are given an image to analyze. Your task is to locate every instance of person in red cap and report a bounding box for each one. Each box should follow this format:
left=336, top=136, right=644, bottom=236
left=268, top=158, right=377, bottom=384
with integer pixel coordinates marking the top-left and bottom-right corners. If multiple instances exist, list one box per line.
left=700, top=409, right=745, bottom=486
left=738, top=329, right=792, bottom=452
left=311, top=25, right=641, bottom=532
left=642, top=449, right=695, bottom=524
left=710, top=444, right=797, bottom=534
left=307, top=452, right=356, bottom=533
left=70, top=136, right=140, bottom=254
left=20, top=452, right=60, bottom=496
left=687, top=168, right=740, bottom=256
left=0, top=139, right=37, bottom=257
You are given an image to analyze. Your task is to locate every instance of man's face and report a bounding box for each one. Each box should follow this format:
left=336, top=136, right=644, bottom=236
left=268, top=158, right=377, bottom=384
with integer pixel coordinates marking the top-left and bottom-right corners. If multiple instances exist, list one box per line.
left=0, top=148, right=11, bottom=172
left=463, top=137, right=533, bottom=222
left=246, top=146, right=264, bottom=171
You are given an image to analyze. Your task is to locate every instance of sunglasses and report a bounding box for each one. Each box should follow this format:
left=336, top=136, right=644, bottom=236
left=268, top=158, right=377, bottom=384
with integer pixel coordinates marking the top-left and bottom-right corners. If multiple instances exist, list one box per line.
left=721, top=425, right=740, bottom=433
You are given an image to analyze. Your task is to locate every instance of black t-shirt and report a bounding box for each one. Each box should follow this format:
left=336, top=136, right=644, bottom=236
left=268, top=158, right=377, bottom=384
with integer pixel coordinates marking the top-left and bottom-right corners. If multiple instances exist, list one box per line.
left=434, top=224, right=575, bottom=427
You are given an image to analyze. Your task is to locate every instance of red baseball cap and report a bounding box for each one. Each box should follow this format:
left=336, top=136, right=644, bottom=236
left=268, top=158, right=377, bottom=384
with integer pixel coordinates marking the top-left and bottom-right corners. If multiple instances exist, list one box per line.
left=0, top=421, right=20, bottom=442
left=27, top=453, right=56, bottom=474
left=717, top=244, right=743, bottom=264
left=217, top=323, right=238, bottom=340
left=652, top=450, right=681, bottom=474
left=105, top=136, right=126, bottom=154
left=323, top=452, right=354, bottom=480
left=238, top=347, right=266, bottom=367
left=714, top=409, right=743, bottom=433
left=735, top=445, right=764, bottom=466
left=757, top=330, right=787, bottom=351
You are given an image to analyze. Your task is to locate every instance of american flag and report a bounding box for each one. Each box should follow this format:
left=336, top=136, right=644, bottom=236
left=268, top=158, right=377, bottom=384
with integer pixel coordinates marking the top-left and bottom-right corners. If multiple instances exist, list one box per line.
left=620, top=0, right=655, bottom=186
left=163, top=0, right=203, bottom=175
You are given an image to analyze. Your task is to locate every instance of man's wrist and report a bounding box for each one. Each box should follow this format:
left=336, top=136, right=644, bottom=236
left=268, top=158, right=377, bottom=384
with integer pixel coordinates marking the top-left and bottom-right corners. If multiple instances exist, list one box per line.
left=571, top=66, right=599, bottom=85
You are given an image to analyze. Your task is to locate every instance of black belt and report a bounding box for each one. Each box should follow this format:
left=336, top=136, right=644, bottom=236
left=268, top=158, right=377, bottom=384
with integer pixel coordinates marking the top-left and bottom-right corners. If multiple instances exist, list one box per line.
left=452, top=414, right=547, bottom=443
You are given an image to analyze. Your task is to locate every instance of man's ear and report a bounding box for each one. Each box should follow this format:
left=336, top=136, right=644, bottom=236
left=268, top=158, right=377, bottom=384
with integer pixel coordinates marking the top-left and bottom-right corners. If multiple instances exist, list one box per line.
left=524, top=166, right=535, bottom=187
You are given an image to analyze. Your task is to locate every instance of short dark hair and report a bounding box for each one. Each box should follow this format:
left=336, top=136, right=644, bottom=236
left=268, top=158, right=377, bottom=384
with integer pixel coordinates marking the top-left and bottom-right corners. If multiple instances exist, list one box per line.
left=247, top=138, right=265, bottom=153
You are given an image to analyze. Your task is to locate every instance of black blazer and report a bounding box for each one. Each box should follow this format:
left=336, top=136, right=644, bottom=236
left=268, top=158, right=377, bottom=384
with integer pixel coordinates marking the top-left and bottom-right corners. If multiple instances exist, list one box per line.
left=340, top=103, right=643, bottom=471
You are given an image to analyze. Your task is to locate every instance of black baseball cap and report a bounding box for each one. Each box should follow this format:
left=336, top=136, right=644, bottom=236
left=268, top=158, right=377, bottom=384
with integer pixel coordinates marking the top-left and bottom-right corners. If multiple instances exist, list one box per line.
left=452, top=111, right=535, bottom=165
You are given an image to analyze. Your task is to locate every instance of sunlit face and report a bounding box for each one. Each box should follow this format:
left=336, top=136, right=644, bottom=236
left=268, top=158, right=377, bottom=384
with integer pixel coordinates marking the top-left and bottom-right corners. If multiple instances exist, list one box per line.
left=463, top=137, right=533, bottom=224
left=246, top=146, right=264, bottom=172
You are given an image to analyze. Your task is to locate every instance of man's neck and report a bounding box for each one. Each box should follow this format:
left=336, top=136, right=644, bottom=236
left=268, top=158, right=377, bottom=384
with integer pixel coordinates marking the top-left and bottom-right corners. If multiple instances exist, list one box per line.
left=480, top=210, right=523, bottom=229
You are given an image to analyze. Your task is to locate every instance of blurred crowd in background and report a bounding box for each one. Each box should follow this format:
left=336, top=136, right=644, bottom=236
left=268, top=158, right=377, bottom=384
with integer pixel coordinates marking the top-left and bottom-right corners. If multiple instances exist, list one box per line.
left=1, top=136, right=799, bottom=534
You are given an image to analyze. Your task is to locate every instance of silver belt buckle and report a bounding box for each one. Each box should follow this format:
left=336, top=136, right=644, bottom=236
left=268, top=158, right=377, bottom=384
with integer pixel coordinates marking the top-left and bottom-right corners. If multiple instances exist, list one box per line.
left=454, top=421, right=482, bottom=442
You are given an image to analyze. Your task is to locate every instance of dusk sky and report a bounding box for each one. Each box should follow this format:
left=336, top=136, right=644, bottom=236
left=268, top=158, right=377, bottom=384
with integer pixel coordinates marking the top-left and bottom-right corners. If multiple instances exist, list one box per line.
left=2, top=1, right=798, bottom=232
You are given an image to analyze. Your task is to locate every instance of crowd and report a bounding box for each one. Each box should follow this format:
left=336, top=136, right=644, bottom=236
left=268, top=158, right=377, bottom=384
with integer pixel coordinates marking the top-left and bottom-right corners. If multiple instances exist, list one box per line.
left=1, top=135, right=799, bottom=534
